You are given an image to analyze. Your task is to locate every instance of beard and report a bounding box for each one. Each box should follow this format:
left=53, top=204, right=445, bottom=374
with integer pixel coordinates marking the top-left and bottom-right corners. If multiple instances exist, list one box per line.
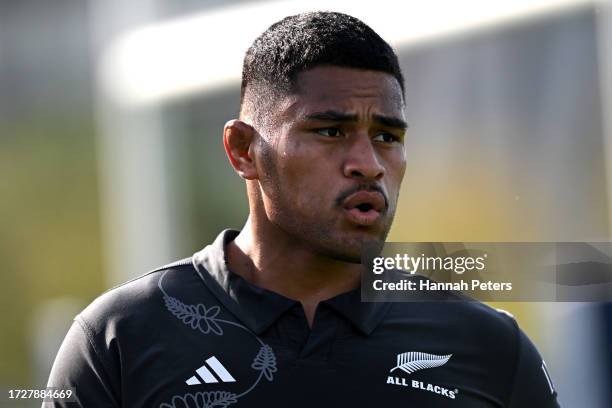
left=272, top=199, right=395, bottom=263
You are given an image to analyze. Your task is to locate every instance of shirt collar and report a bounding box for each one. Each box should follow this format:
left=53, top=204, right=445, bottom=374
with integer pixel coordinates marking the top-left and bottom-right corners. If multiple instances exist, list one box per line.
left=192, top=229, right=391, bottom=336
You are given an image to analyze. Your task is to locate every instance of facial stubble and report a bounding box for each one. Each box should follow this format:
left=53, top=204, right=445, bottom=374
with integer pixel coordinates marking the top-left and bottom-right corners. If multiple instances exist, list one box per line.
left=256, top=138, right=397, bottom=263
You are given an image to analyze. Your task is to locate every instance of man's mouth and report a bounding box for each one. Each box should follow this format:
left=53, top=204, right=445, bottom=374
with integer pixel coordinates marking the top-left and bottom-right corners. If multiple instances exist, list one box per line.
left=342, top=190, right=386, bottom=226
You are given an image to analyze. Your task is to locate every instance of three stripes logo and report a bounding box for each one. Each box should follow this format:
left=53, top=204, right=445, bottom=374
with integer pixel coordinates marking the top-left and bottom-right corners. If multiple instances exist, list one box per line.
left=185, top=356, right=236, bottom=385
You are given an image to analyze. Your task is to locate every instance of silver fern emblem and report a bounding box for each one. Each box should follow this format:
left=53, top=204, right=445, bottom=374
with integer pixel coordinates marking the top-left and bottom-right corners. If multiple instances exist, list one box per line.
left=390, top=352, right=452, bottom=375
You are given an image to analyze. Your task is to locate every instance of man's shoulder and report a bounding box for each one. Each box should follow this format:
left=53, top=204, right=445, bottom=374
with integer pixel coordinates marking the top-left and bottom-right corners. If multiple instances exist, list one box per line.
left=76, top=257, right=207, bottom=334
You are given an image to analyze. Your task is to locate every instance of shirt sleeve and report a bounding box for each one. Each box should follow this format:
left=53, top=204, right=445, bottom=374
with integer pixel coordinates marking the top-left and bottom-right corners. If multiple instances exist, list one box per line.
left=507, top=328, right=560, bottom=407
left=44, top=317, right=120, bottom=408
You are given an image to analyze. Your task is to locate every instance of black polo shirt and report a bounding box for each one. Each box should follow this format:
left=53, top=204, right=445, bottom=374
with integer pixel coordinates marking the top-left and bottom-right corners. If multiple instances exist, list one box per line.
left=46, top=229, right=560, bottom=407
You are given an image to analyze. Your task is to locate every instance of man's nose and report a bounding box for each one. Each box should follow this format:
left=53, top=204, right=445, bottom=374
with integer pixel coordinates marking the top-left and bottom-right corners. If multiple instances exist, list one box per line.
left=343, top=134, right=385, bottom=180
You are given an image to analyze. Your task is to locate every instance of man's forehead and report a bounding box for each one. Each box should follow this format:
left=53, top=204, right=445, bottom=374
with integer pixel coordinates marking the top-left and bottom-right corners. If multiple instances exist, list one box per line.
left=296, top=66, right=402, bottom=100
left=278, top=66, right=405, bottom=121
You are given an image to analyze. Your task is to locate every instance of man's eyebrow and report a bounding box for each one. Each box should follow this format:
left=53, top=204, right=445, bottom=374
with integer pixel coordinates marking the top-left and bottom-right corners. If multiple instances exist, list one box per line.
left=372, top=114, right=408, bottom=130
left=304, top=110, right=408, bottom=130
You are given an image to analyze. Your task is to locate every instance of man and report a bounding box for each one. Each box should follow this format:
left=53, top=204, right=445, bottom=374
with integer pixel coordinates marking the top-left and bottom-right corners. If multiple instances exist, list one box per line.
left=47, top=11, right=560, bottom=407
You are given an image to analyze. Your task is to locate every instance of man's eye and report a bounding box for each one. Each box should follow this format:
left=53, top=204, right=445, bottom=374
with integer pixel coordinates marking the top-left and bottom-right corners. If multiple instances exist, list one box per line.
left=373, top=132, right=400, bottom=143
left=316, top=128, right=343, bottom=137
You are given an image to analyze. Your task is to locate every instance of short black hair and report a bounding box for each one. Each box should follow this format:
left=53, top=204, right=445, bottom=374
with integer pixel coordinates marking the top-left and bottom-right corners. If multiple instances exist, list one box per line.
left=240, top=11, right=404, bottom=126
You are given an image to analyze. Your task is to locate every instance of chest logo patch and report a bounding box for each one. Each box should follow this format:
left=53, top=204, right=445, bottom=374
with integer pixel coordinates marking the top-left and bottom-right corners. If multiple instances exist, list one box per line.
left=387, top=352, right=457, bottom=400
left=390, top=352, right=452, bottom=375
left=186, top=356, right=237, bottom=385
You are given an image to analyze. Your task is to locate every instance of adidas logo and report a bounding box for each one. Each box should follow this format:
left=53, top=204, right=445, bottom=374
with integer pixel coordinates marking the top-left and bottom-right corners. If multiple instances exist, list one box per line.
left=185, top=356, right=236, bottom=385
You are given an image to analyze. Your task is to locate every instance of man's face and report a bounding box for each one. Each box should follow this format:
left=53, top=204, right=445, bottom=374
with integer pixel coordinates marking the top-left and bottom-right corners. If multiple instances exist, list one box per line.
left=255, top=65, right=407, bottom=262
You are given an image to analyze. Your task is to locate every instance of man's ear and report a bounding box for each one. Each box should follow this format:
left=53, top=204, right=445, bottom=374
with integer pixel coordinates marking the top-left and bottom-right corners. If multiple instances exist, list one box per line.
left=223, top=119, right=259, bottom=180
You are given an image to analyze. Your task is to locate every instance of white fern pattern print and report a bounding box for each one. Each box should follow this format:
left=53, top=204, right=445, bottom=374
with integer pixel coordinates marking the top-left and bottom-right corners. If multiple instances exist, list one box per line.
left=390, top=352, right=452, bottom=375
left=251, top=345, right=277, bottom=381
left=158, top=270, right=278, bottom=407
left=159, top=391, right=238, bottom=408
left=163, top=295, right=223, bottom=335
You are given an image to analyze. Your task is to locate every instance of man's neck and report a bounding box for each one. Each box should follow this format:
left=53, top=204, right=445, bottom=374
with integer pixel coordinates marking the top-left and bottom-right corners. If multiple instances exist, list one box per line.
left=225, top=218, right=361, bottom=327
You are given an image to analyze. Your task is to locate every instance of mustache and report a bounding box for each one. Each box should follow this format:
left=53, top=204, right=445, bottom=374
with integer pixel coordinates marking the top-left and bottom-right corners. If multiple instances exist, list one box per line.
left=335, top=184, right=389, bottom=211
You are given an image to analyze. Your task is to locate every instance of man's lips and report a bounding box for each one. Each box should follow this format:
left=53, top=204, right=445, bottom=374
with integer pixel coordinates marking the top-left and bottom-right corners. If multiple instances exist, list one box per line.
left=341, top=190, right=387, bottom=226
left=342, top=191, right=386, bottom=212
left=343, top=207, right=380, bottom=226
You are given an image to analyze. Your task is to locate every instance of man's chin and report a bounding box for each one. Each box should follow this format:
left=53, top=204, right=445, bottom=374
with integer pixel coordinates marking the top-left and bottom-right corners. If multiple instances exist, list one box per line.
left=316, top=235, right=385, bottom=264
